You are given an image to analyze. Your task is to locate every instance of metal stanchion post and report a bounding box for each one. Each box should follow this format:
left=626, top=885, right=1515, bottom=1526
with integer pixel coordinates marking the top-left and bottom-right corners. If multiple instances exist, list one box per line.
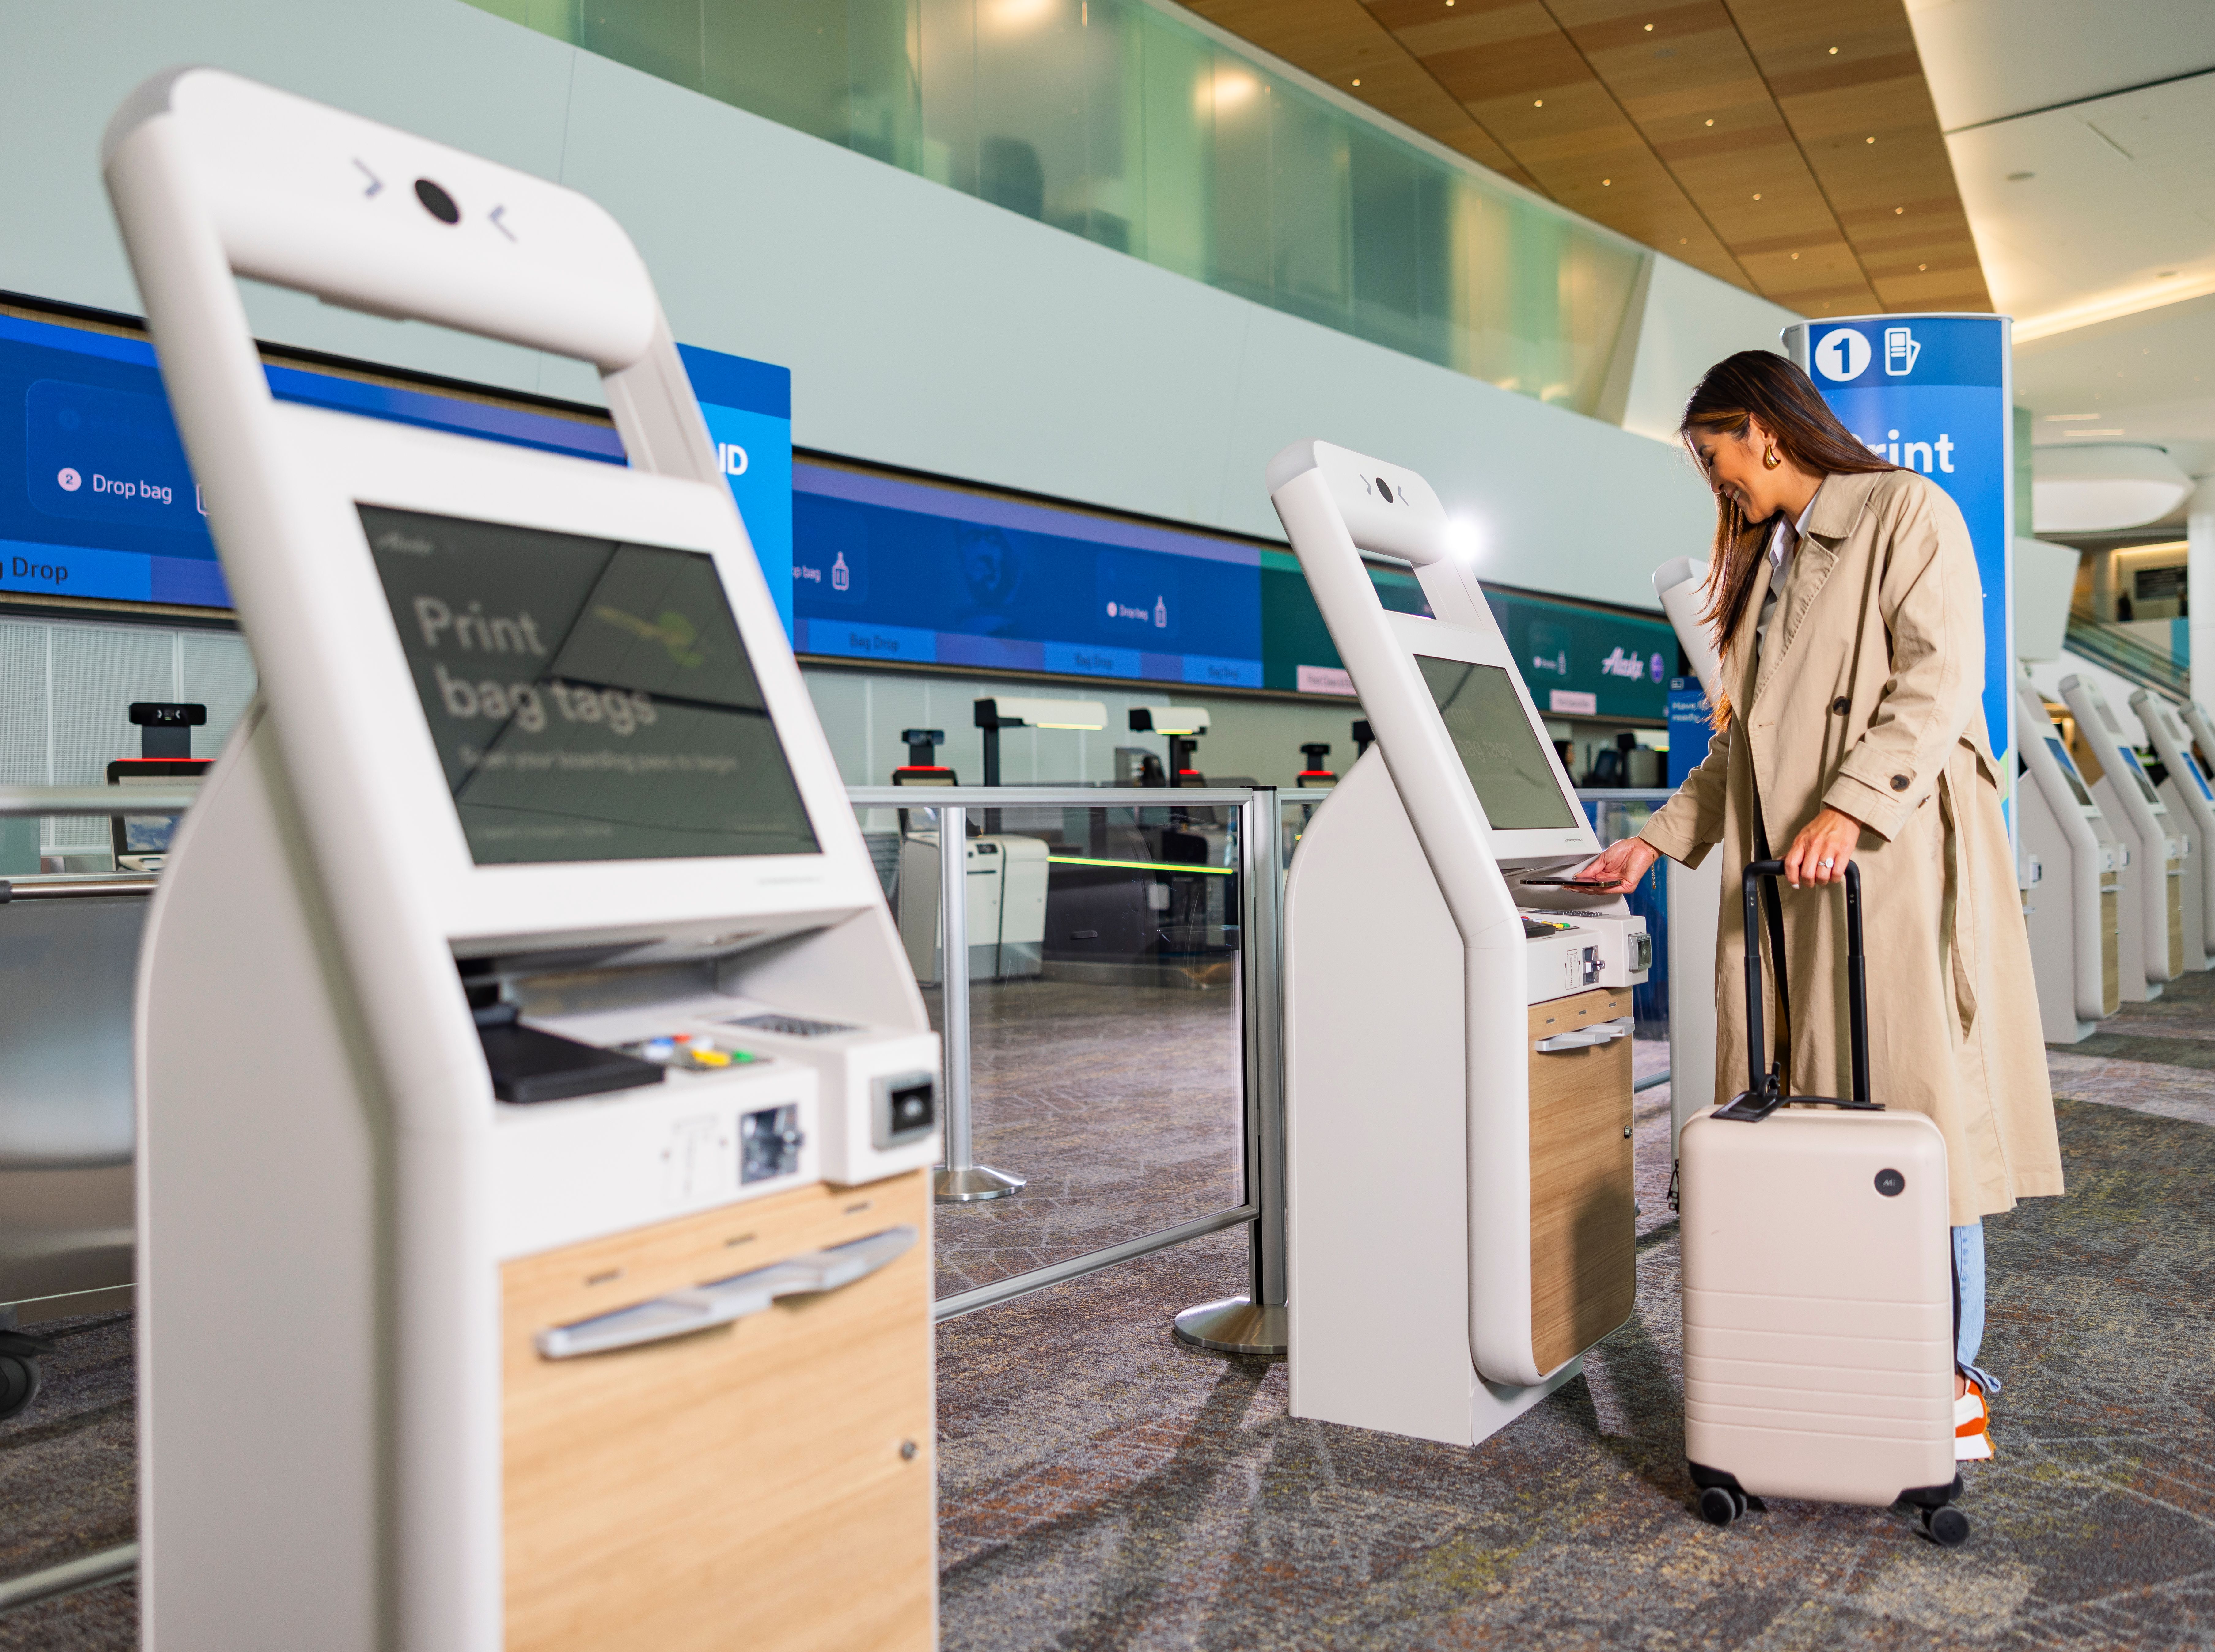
left=931, top=803, right=1024, bottom=1204
left=1174, top=786, right=1287, bottom=1355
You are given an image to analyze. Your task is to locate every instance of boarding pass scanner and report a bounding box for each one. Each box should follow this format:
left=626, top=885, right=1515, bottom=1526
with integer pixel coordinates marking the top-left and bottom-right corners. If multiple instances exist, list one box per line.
left=1272, top=440, right=1647, bottom=1450
left=110, top=70, right=936, bottom=1652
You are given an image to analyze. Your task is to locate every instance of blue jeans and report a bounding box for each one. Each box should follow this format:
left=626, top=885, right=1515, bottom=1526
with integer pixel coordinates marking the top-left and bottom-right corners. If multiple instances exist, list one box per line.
left=1955, top=1223, right=1998, bottom=1394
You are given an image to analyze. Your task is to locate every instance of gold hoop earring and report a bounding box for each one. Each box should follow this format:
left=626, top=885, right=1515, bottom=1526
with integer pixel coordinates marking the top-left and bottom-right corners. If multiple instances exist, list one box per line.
left=1762, top=447, right=1781, bottom=470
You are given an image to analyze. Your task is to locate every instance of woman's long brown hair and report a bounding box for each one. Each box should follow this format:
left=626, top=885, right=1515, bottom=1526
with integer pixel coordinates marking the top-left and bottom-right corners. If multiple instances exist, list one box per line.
left=1682, top=352, right=1894, bottom=667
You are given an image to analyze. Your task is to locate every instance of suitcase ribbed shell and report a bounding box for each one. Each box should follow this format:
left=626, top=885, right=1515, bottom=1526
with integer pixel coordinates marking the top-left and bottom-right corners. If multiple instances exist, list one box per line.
left=1680, top=1105, right=1955, bottom=1505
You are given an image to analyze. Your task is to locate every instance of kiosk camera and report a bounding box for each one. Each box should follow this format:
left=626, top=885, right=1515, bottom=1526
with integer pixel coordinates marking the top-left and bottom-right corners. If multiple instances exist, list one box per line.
left=2017, top=670, right=2124, bottom=1040
left=2061, top=675, right=2186, bottom=998
left=893, top=727, right=954, bottom=784
left=110, top=71, right=938, bottom=1651
left=1271, top=441, right=1648, bottom=1447
left=2131, top=690, right=2215, bottom=971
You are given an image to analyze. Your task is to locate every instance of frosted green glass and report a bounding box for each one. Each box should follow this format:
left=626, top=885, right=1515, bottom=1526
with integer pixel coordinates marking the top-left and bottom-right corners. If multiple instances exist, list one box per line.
left=463, top=0, right=1643, bottom=416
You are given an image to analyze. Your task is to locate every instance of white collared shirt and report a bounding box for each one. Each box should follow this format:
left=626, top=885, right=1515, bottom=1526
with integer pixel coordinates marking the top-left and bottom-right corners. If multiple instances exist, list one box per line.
left=1755, top=488, right=1822, bottom=657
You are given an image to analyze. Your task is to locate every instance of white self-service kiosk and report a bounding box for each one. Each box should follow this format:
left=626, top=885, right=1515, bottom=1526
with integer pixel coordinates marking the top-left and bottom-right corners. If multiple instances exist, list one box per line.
left=1271, top=441, right=1649, bottom=1447
left=2131, top=689, right=2215, bottom=971
left=110, top=72, right=939, bottom=1652
left=2061, top=675, right=2187, bottom=998
left=2017, top=671, right=2124, bottom=1041
left=1653, top=557, right=1724, bottom=1145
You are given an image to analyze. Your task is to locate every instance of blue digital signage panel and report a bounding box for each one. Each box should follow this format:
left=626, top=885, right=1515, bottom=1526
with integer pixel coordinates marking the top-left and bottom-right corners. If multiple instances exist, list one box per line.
left=1788, top=314, right=2014, bottom=823
left=790, top=464, right=1264, bottom=690
left=0, top=312, right=791, bottom=617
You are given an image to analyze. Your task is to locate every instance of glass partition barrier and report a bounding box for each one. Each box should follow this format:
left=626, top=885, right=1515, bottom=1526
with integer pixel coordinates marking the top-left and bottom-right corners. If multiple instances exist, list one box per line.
left=853, top=792, right=1255, bottom=1309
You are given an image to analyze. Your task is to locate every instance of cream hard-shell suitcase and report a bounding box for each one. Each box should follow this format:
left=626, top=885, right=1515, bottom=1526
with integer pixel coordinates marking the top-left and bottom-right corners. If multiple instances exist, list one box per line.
left=1679, top=860, right=1965, bottom=1545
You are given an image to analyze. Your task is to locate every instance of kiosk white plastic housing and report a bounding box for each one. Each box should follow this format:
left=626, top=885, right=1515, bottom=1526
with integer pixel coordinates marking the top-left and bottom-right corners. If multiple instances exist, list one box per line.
left=108, top=71, right=937, bottom=1651
left=2130, top=690, right=2215, bottom=970
left=2061, top=675, right=2186, bottom=998
left=1652, top=557, right=1724, bottom=1147
left=1270, top=440, right=1648, bottom=1447
left=2017, top=670, right=2124, bottom=1040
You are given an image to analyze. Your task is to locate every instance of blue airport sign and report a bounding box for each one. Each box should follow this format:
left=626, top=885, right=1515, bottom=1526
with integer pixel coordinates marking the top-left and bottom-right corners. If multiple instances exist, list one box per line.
left=1786, top=314, right=2015, bottom=826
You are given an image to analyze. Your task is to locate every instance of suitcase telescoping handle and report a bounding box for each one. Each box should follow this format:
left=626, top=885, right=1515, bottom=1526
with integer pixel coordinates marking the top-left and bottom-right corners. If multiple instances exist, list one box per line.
left=1717, top=858, right=1878, bottom=1122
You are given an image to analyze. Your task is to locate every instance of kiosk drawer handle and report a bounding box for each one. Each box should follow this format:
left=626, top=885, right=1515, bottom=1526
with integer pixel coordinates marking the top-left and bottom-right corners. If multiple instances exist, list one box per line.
left=536, top=1224, right=917, bottom=1360
left=1533, top=1016, right=1633, bottom=1054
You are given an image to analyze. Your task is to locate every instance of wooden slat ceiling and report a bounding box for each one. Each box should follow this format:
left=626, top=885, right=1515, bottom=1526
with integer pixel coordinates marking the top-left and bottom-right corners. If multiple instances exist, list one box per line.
left=1184, top=0, right=1991, bottom=316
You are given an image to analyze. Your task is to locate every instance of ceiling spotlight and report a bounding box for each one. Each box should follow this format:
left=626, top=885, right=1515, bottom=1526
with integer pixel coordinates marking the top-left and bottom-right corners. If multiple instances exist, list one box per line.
left=1918, top=263, right=1927, bottom=270
left=1603, top=177, right=1612, bottom=185
left=1791, top=252, right=1800, bottom=260
left=1828, top=45, right=1838, bottom=54
left=1894, top=206, right=1904, bottom=214
left=1753, top=193, right=1762, bottom=200
left=1705, top=118, right=1714, bottom=126
left=1644, top=21, right=1654, bottom=29
left=1865, top=136, right=1875, bottom=144
left=1679, top=238, right=1687, bottom=244
left=1534, top=98, right=1544, bottom=107
left=1352, top=78, right=1361, bottom=85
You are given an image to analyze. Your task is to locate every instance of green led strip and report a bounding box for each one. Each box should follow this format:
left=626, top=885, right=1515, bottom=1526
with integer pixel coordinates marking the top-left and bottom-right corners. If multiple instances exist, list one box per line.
left=1046, top=855, right=1235, bottom=877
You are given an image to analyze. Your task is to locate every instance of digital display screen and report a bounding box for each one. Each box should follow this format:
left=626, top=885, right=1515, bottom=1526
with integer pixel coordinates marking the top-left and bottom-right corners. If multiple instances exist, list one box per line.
left=2122, top=749, right=2163, bottom=809
left=2044, top=738, right=2094, bottom=809
left=1414, top=657, right=1579, bottom=830
left=362, top=506, right=819, bottom=865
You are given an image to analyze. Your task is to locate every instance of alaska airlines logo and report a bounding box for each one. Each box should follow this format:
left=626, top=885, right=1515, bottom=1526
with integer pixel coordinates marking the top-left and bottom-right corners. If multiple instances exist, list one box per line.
left=1599, top=646, right=1648, bottom=681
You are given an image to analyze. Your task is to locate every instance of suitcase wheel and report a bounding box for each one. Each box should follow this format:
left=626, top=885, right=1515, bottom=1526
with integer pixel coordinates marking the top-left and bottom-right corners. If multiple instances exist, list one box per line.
left=1918, top=1505, right=1970, bottom=1548
left=1697, top=1486, right=1744, bottom=1528
left=0, top=1351, right=41, bottom=1422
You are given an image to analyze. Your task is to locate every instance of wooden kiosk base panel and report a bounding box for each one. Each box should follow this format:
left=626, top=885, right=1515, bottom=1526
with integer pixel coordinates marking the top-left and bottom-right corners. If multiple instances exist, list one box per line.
left=501, top=1168, right=935, bottom=1652
left=1527, top=987, right=1637, bottom=1376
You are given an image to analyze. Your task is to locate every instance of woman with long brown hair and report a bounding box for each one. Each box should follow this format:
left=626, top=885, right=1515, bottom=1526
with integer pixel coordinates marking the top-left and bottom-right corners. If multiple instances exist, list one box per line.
left=1579, top=350, right=2062, bottom=1461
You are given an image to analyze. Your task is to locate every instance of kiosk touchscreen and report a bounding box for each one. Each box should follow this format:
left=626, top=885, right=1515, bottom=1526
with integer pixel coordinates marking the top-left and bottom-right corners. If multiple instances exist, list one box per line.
left=1270, top=441, right=1648, bottom=1448
left=2061, top=676, right=2186, bottom=999
left=2017, top=671, right=2124, bottom=1040
left=109, top=72, right=936, bottom=1651
left=2131, top=690, right=2215, bottom=971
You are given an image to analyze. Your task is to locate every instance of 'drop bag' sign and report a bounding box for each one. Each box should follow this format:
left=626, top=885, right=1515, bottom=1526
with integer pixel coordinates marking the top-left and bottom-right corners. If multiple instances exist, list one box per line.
left=1785, top=314, right=2015, bottom=823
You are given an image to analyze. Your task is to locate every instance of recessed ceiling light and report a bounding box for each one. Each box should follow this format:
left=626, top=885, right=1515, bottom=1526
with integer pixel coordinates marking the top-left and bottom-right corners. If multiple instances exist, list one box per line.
left=1534, top=99, right=1544, bottom=107
left=1828, top=46, right=1838, bottom=54
left=1753, top=193, right=1762, bottom=200
left=1791, top=252, right=1800, bottom=260
left=1679, top=238, right=1687, bottom=244
left=1644, top=21, right=1654, bottom=29
left=1705, top=118, right=1714, bottom=127
left=2047, top=413, right=2101, bottom=421
left=1894, top=206, right=1904, bottom=214
left=2007, top=171, right=2034, bottom=181
left=1352, top=78, right=1360, bottom=85
left=1603, top=178, right=1612, bottom=185
left=1865, top=136, right=1875, bottom=144
left=1919, top=263, right=1927, bottom=270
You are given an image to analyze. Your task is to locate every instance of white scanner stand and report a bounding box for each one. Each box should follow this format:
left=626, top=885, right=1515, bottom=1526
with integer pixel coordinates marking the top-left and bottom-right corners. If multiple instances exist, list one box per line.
left=1271, top=441, right=1647, bottom=1447
left=109, top=71, right=938, bottom=1651
left=2060, top=675, right=2186, bottom=999
left=2017, top=670, right=2124, bottom=1040
left=2131, top=690, right=2215, bottom=971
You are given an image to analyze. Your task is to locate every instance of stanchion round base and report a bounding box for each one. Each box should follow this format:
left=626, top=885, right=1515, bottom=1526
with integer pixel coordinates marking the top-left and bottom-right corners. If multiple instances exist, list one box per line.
left=934, top=1165, right=1025, bottom=1204
left=1172, top=1295, right=1287, bottom=1356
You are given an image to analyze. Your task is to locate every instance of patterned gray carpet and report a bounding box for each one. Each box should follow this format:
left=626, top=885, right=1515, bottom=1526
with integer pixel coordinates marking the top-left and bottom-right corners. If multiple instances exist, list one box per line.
left=6, top=979, right=2213, bottom=1647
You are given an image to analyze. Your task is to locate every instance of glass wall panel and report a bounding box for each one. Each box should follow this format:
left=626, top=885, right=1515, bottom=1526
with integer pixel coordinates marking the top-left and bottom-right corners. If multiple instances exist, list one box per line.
left=466, top=0, right=1647, bottom=417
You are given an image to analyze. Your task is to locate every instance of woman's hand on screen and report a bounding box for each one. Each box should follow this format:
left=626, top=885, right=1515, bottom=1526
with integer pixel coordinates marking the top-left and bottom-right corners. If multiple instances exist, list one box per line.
left=1578, top=836, right=1659, bottom=893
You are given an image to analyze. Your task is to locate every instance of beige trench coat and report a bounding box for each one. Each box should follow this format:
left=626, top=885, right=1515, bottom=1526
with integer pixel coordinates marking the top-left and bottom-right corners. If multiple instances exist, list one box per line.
left=1640, top=468, right=2064, bottom=1225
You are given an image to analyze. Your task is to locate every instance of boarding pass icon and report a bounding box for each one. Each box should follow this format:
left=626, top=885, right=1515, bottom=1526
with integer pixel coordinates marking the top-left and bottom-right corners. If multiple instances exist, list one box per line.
left=1883, top=326, right=1920, bottom=376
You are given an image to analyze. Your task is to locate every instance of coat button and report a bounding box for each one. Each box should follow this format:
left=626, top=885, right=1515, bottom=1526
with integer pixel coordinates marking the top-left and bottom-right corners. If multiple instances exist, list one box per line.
left=1891, top=774, right=1910, bottom=791
left=1832, top=697, right=1850, bottom=715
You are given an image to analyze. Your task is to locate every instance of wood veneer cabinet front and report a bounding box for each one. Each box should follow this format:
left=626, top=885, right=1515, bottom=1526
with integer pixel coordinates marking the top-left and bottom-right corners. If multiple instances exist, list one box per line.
left=1527, top=987, right=1636, bottom=1375
left=502, top=1169, right=934, bottom=1652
